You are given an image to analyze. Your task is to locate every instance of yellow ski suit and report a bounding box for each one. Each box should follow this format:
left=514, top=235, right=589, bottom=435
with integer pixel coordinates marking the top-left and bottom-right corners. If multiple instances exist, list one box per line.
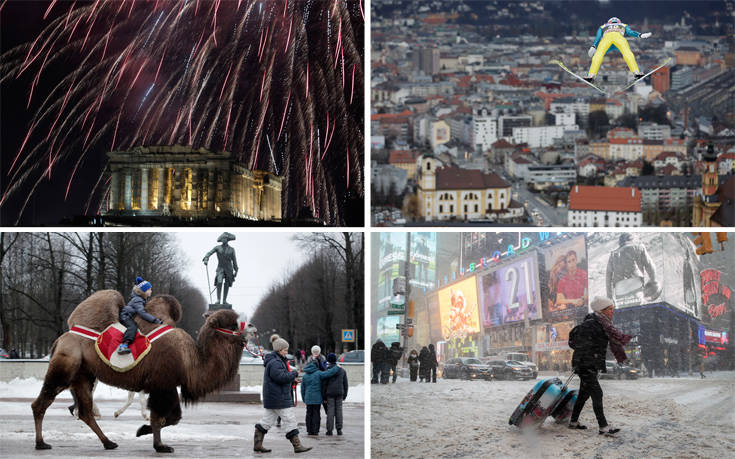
left=587, top=23, right=641, bottom=77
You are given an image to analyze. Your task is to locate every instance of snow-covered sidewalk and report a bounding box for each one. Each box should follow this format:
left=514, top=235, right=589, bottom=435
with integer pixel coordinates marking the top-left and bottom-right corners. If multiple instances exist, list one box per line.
left=0, top=379, right=364, bottom=458
left=371, top=372, right=735, bottom=458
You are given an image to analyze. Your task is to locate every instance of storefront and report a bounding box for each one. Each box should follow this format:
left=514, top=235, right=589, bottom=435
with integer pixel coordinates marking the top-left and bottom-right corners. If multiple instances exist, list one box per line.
left=613, top=302, right=701, bottom=376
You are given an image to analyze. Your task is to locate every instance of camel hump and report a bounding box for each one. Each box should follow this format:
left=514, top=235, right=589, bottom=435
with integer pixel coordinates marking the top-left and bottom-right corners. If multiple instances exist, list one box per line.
left=146, top=295, right=183, bottom=324
left=67, top=290, right=126, bottom=331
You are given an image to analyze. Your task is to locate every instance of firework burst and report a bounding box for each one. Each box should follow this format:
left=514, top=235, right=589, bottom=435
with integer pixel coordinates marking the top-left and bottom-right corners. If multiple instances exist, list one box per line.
left=0, top=0, right=364, bottom=225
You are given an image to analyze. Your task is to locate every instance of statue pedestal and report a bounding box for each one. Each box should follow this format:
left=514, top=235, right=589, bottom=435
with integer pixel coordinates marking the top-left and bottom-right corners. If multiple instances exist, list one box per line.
left=208, top=303, right=232, bottom=311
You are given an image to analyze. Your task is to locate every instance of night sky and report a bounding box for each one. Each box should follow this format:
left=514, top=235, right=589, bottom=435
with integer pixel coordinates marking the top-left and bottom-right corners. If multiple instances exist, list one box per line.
left=1, top=1, right=365, bottom=226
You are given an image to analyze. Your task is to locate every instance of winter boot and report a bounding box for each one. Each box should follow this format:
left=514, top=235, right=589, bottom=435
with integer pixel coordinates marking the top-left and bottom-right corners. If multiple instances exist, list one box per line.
left=286, top=431, right=312, bottom=453
left=599, top=425, right=620, bottom=436
left=117, top=343, right=131, bottom=355
left=337, top=429, right=343, bottom=436
left=568, top=421, right=587, bottom=430
left=253, top=425, right=271, bottom=453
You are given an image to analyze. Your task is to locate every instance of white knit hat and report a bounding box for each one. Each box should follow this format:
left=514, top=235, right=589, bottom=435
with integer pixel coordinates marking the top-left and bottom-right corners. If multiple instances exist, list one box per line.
left=591, top=296, right=614, bottom=312
left=311, top=345, right=321, bottom=355
left=272, top=337, right=289, bottom=352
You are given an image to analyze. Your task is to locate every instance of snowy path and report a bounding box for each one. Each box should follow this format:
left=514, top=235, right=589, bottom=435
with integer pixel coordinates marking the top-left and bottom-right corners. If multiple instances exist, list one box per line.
left=371, top=372, right=735, bottom=458
left=0, top=379, right=364, bottom=458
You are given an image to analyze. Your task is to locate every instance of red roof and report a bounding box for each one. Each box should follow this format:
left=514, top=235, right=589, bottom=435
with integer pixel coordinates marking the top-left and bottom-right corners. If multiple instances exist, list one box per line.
left=610, top=137, right=643, bottom=145
left=569, top=186, right=641, bottom=212
left=371, top=109, right=413, bottom=122
left=389, top=150, right=419, bottom=165
left=654, top=151, right=681, bottom=161
left=435, top=166, right=510, bottom=190
left=492, top=138, right=514, bottom=149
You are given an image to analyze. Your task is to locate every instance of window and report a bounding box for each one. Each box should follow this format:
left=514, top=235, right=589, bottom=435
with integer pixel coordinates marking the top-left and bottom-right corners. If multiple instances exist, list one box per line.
left=464, top=205, right=468, bottom=213
left=439, top=205, right=443, bottom=213
left=450, top=205, right=454, bottom=213
left=474, top=204, right=478, bottom=212
left=427, top=162, right=431, bottom=171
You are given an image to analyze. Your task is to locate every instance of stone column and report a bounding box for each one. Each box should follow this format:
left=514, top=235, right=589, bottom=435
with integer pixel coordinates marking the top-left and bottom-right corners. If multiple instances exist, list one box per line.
left=222, top=169, right=231, bottom=213
left=124, top=169, right=132, bottom=211
left=110, top=169, right=120, bottom=211
left=207, top=168, right=216, bottom=212
left=157, top=168, right=166, bottom=211
left=141, top=168, right=149, bottom=211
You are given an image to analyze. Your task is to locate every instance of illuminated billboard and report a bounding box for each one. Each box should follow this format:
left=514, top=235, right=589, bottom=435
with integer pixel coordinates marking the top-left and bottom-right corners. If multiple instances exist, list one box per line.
left=478, top=254, right=541, bottom=327
left=376, top=315, right=401, bottom=346
left=410, top=232, right=437, bottom=290
left=588, top=233, right=712, bottom=318
left=377, top=233, right=407, bottom=311
left=437, top=276, right=481, bottom=340
left=540, top=236, right=588, bottom=322
left=700, top=269, right=732, bottom=324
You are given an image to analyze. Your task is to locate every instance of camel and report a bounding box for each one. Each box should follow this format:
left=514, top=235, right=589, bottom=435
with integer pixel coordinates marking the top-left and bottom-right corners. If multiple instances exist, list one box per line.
left=32, top=290, right=247, bottom=453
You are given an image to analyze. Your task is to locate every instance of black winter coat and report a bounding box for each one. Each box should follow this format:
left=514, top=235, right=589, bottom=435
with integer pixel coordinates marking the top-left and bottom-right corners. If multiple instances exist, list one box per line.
left=372, top=341, right=388, bottom=364
left=571, top=313, right=609, bottom=372
left=322, top=363, right=349, bottom=400
left=262, top=352, right=298, bottom=409
left=389, top=343, right=403, bottom=365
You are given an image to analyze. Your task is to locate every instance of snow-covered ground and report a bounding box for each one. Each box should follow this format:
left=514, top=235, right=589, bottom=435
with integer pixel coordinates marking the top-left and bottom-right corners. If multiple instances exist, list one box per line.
left=0, top=378, right=364, bottom=458
left=371, top=372, right=735, bottom=458
left=0, top=377, right=364, bottom=404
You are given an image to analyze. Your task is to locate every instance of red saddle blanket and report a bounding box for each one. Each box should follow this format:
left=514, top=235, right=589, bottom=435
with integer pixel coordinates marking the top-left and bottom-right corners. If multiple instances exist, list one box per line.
left=70, top=323, right=173, bottom=372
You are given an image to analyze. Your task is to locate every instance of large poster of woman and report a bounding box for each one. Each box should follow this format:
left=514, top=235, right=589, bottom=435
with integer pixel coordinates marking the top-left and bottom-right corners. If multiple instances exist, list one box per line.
left=541, top=236, right=588, bottom=321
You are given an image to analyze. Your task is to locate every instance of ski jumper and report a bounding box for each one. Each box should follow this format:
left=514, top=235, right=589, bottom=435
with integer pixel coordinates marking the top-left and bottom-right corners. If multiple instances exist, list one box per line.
left=588, top=22, right=641, bottom=77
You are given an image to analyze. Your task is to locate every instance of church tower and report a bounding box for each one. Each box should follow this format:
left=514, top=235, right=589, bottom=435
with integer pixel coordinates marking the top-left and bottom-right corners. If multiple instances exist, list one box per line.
left=692, top=143, right=721, bottom=226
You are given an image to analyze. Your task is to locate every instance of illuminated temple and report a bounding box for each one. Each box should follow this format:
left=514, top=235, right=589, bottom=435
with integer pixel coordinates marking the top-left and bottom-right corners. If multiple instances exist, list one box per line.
left=103, top=146, right=282, bottom=222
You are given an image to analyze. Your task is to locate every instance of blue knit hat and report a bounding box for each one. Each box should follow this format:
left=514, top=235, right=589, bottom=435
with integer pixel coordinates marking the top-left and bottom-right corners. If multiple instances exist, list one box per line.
left=327, top=353, right=337, bottom=364
left=137, top=278, right=152, bottom=293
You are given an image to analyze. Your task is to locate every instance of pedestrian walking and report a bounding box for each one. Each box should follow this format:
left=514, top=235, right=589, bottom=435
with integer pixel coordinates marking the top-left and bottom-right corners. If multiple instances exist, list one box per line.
left=253, top=336, right=311, bottom=453
left=567, top=296, right=632, bottom=437
left=407, top=350, right=419, bottom=382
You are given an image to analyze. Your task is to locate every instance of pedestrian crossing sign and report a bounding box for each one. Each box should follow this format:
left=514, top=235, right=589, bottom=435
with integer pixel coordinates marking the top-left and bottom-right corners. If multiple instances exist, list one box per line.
left=342, top=329, right=355, bottom=342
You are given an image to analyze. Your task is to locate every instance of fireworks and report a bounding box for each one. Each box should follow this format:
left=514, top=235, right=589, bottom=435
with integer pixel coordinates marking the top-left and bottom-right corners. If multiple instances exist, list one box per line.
left=0, top=0, right=364, bottom=225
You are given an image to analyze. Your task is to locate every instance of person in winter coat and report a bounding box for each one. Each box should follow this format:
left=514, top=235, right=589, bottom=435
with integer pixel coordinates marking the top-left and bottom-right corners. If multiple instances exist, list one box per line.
left=418, top=346, right=430, bottom=382
left=306, top=345, right=327, bottom=371
left=605, top=234, right=660, bottom=306
left=407, top=349, right=420, bottom=382
left=117, top=277, right=163, bottom=354
left=389, top=342, right=404, bottom=383
left=300, top=357, right=340, bottom=435
left=321, top=353, right=348, bottom=436
left=427, top=344, right=438, bottom=383
left=568, top=296, right=632, bottom=436
left=371, top=340, right=389, bottom=384
left=254, top=336, right=311, bottom=453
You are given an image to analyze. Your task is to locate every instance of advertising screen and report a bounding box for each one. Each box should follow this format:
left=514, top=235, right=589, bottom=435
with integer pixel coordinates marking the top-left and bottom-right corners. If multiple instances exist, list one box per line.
left=376, top=315, right=401, bottom=346
left=437, top=276, right=481, bottom=340
left=588, top=233, right=711, bottom=317
left=540, top=236, right=588, bottom=322
left=535, top=320, right=575, bottom=352
left=700, top=269, right=732, bottom=324
left=377, top=233, right=407, bottom=311
left=410, top=232, right=437, bottom=290
left=478, top=254, right=541, bottom=327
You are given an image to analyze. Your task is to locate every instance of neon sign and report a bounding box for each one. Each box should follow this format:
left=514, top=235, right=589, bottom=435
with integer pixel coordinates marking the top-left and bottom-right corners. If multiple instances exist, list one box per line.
left=700, top=269, right=732, bottom=319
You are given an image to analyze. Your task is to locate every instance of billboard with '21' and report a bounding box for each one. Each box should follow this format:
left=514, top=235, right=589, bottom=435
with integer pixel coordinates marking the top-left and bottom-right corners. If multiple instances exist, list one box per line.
left=479, top=254, right=541, bottom=327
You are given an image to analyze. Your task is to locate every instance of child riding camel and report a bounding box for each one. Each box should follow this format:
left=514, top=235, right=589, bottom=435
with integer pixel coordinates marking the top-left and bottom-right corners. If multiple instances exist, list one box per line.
left=117, top=277, right=163, bottom=355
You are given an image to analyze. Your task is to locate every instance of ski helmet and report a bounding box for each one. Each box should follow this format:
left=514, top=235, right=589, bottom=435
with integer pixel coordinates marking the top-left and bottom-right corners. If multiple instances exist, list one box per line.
left=607, top=17, right=621, bottom=24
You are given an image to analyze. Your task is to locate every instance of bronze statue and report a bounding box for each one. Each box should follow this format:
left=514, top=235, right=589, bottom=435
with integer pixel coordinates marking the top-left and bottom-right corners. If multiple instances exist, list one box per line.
left=203, top=232, right=238, bottom=305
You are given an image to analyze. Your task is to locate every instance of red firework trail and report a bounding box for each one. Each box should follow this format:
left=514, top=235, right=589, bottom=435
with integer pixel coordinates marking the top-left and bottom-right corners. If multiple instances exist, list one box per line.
left=1, top=0, right=363, bottom=225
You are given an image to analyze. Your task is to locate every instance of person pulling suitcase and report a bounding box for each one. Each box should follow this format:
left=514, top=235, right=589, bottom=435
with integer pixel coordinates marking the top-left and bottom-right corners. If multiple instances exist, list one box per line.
left=567, top=296, right=632, bottom=436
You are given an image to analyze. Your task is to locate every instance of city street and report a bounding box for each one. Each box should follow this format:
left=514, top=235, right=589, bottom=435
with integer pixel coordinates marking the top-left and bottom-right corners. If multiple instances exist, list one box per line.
left=516, top=185, right=568, bottom=227
left=371, top=372, right=734, bottom=458
left=0, top=395, right=364, bottom=458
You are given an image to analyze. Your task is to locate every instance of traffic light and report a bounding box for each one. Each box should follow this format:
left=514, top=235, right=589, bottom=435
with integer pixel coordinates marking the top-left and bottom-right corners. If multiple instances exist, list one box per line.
left=408, top=300, right=415, bottom=318
left=715, top=232, right=728, bottom=250
left=408, top=328, right=414, bottom=337
left=692, top=232, right=714, bottom=255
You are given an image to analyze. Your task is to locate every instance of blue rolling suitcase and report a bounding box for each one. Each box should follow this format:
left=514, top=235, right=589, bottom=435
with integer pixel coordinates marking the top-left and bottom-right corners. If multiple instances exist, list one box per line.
left=509, top=373, right=575, bottom=428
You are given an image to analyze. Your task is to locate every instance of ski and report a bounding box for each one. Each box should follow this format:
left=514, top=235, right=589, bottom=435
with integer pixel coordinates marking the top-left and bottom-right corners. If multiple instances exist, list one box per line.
left=550, top=59, right=607, bottom=95
left=614, top=57, right=672, bottom=94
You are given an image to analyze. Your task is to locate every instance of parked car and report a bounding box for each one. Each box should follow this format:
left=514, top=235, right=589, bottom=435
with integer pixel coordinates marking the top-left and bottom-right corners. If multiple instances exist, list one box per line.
left=339, top=350, right=364, bottom=363
left=0, top=348, right=9, bottom=359
left=600, top=360, right=640, bottom=379
left=504, top=353, right=538, bottom=378
left=442, top=357, right=492, bottom=381
left=484, top=359, right=534, bottom=380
